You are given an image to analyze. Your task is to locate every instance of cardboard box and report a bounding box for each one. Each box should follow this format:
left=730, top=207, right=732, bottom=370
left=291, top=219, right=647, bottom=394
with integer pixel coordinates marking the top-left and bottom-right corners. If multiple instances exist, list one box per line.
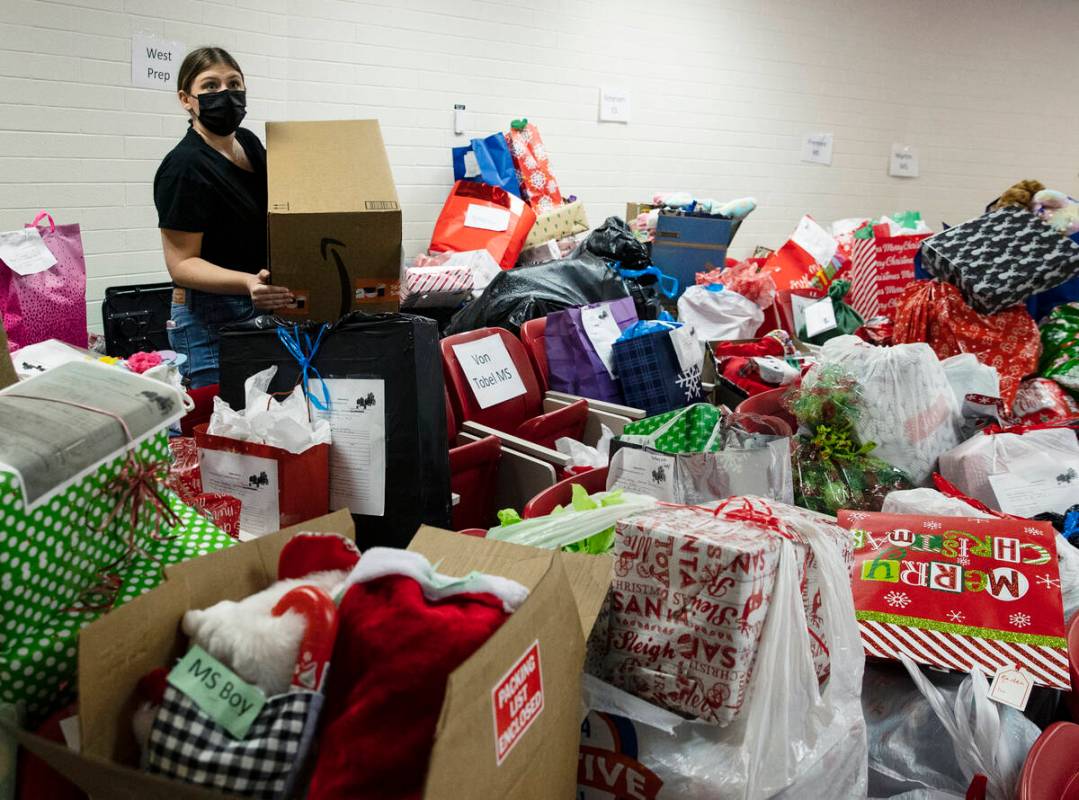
left=266, top=120, right=402, bottom=322
left=14, top=512, right=613, bottom=799
left=651, top=213, right=742, bottom=296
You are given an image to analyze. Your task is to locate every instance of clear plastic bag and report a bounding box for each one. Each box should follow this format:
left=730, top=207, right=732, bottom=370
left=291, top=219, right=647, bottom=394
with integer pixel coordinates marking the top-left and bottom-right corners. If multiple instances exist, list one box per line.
left=580, top=504, right=867, bottom=799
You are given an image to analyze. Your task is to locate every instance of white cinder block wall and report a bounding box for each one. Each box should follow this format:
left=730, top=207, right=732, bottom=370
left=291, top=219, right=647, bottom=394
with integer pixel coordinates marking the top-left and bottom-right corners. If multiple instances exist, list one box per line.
left=2, top=0, right=1078, bottom=331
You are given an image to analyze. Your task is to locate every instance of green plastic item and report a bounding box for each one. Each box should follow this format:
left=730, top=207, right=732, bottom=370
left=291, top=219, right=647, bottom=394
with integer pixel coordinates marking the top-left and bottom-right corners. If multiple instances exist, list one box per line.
left=493, top=484, right=626, bottom=554
left=891, top=210, right=922, bottom=230
left=1039, top=302, right=1079, bottom=394
left=510, top=118, right=528, bottom=130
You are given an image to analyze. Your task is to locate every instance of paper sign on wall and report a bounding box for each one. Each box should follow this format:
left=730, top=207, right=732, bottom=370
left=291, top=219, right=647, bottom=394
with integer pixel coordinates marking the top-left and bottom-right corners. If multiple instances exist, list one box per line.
left=131, top=33, right=186, bottom=90
left=801, top=132, right=834, bottom=165
left=198, top=449, right=280, bottom=536
left=599, top=87, right=631, bottom=123
left=316, top=378, right=386, bottom=517
left=452, top=335, right=527, bottom=409
left=890, top=143, right=919, bottom=178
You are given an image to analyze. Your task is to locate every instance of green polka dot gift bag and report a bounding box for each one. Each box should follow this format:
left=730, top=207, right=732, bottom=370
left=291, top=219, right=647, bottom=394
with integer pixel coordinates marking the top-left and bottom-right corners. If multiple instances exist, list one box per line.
left=0, top=431, right=234, bottom=725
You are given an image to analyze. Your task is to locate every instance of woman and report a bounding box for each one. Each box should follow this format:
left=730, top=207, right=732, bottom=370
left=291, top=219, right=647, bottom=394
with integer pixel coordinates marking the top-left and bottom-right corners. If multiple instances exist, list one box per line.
left=155, top=46, right=292, bottom=388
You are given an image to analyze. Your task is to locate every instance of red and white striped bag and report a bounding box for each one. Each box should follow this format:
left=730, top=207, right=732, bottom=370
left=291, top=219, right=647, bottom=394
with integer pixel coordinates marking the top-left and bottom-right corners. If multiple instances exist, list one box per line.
left=848, top=226, right=929, bottom=319
left=401, top=265, right=473, bottom=309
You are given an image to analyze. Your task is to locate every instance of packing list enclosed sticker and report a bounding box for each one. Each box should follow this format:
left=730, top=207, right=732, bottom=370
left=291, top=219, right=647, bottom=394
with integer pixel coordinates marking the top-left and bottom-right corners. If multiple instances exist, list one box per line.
left=492, top=641, right=543, bottom=765
left=452, top=335, right=527, bottom=409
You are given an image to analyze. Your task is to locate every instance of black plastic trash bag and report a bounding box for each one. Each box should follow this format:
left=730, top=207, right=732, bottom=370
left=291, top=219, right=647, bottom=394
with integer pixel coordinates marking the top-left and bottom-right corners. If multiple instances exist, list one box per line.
left=444, top=252, right=629, bottom=337
left=574, top=216, right=651, bottom=270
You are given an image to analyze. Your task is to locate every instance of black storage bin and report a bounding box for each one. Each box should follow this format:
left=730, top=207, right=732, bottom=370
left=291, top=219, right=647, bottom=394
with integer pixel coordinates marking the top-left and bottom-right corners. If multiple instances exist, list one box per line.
left=219, top=312, right=451, bottom=549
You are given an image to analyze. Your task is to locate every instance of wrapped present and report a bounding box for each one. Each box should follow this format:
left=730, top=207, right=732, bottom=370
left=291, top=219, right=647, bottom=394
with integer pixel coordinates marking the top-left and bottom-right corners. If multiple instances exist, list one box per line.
left=1012, top=377, right=1079, bottom=424
left=918, top=206, right=1079, bottom=314
left=837, top=510, right=1069, bottom=689
left=847, top=219, right=930, bottom=319
left=808, top=336, right=962, bottom=485
left=788, top=366, right=913, bottom=515
left=611, top=320, right=704, bottom=416
left=428, top=181, right=536, bottom=270
left=938, top=424, right=1079, bottom=512
left=545, top=298, right=638, bottom=403
left=506, top=120, right=563, bottom=214
left=1039, top=301, right=1079, bottom=394
left=523, top=200, right=588, bottom=247
left=603, top=498, right=853, bottom=724
left=608, top=404, right=794, bottom=504
left=893, top=280, right=1040, bottom=413
left=401, top=265, right=473, bottom=309
left=166, top=436, right=241, bottom=537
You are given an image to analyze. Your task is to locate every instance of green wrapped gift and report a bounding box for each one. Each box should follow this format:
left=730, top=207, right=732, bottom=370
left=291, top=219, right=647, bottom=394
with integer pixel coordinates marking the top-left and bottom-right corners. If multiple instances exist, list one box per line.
left=618, top=403, right=723, bottom=453
left=1040, top=302, right=1079, bottom=394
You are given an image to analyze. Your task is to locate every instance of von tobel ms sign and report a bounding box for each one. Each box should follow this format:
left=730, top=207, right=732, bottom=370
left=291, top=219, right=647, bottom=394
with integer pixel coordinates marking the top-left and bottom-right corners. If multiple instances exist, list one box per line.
left=131, top=33, right=186, bottom=90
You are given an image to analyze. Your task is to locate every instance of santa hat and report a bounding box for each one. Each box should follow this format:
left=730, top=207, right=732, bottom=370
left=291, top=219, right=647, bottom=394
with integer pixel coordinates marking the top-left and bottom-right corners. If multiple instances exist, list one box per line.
left=307, top=548, right=528, bottom=800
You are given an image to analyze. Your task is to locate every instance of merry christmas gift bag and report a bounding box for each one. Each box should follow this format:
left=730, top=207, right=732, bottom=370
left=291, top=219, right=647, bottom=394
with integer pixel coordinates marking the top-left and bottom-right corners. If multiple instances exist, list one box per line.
left=837, top=510, right=1069, bottom=689
left=848, top=222, right=930, bottom=319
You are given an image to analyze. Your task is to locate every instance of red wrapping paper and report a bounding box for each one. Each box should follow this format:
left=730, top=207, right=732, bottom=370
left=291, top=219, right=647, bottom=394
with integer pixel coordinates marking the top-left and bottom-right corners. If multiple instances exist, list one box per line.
left=166, top=437, right=241, bottom=537
left=838, top=510, right=1068, bottom=689
left=893, top=281, right=1041, bottom=413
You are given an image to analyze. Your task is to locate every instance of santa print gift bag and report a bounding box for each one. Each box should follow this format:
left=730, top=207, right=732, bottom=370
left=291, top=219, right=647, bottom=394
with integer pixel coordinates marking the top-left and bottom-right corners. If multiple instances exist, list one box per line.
left=837, top=510, right=1070, bottom=689
left=0, top=211, right=87, bottom=350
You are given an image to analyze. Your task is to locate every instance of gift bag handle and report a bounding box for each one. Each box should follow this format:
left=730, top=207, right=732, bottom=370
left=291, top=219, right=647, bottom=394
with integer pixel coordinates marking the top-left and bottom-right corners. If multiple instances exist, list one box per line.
left=30, top=210, right=56, bottom=233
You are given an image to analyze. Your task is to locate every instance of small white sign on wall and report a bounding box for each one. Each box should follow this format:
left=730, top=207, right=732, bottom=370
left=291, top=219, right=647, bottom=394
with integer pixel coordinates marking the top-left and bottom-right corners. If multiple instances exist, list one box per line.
left=890, top=143, right=920, bottom=178
left=452, top=334, right=528, bottom=409
left=132, top=33, right=186, bottom=90
left=801, top=132, right=834, bottom=165
left=599, top=87, right=631, bottom=123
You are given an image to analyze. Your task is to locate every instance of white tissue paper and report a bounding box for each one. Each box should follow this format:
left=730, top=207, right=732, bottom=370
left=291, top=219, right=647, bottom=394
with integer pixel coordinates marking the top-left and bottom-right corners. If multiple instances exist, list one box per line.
left=556, top=425, right=613, bottom=468
left=882, top=487, right=995, bottom=519
left=207, top=366, right=332, bottom=454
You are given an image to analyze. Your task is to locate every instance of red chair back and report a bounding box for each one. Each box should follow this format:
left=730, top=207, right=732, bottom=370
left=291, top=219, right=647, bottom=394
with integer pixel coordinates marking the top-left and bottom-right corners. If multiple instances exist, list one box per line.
left=1018, top=721, right=1079, bottom=800
left=523, top=467, right=609, bottom=518
left=441, top=327, right=545, bottom=432
left=446, top=389, right=502, bottom=530
left=1068, top=611, right=1079, bottom=721
left=519, top=317, right=549, bottom=393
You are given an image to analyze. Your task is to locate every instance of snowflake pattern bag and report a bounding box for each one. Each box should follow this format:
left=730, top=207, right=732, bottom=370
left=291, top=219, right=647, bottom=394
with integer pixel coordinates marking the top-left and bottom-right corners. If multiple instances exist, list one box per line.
left=611, top=320, right=705, bottom=417
left=505, top=121, right=563, bottom=215
left=838, top=510, right=1069, bottom=689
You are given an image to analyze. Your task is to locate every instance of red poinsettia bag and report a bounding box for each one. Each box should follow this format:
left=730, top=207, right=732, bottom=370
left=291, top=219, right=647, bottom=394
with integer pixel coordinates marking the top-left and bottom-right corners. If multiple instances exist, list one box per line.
left=837, top=510, right=1069, bottom=690
left=893, top=280, right=1040, bottom=413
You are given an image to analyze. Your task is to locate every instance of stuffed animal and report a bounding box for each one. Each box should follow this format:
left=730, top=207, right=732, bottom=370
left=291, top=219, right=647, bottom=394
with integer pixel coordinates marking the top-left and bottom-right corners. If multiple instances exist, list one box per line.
left=1033, top=189, right=1079, bottom=237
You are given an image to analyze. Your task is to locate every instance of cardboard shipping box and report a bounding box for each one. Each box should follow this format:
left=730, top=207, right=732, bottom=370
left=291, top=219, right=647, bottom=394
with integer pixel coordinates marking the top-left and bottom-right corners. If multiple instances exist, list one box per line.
left=15, top=513, right=613, bottom=800
left=267, top=119, right=402, bottom=322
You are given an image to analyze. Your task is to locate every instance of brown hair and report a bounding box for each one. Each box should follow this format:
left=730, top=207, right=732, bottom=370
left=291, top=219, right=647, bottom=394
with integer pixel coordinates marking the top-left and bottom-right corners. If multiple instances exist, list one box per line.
left=177, top=47, right=244, bottom=93
left=992, top=179, right=1045, bottom=211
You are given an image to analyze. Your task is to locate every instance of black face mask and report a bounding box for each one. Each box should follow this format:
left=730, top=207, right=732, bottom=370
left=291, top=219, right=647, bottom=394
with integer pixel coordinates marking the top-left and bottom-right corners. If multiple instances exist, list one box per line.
left=195, top=89, right=247, bottom=136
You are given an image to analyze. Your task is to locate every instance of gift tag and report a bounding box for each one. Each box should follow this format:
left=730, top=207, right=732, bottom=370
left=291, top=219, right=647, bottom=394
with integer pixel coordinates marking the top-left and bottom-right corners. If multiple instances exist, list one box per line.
left=464, top=204, right=510, bottom=232
left=581, top=303, right=624, bottom=378
left=0, top=227, right=57, bottom=276
left=462, top=149, right=481, bottom=179
left=988, top=457, right=1079, bottom=517
left=168, top=645, right=267, bottom=739
left=987, top=665, right=1033, bottom=711
left=803, top=297, right=838, bottom=338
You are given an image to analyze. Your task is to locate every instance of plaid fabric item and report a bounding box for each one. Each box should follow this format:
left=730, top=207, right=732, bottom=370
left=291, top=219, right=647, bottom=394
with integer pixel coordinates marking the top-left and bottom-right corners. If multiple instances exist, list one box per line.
left=613, top=330, right=704, bottom=417
left=147, top=685, right=321, bottom=799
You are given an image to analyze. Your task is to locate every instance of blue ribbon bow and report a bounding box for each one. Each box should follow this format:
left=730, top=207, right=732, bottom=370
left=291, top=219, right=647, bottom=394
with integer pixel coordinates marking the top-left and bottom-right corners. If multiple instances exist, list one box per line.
left=276, top=324, right=331, bottom=411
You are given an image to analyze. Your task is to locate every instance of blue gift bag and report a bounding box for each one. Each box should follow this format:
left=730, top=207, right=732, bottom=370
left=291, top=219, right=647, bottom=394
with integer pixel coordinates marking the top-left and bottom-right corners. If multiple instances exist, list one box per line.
left=452, top=133, right=522, bottom=199
left=612, top=320, right=705, bottom=416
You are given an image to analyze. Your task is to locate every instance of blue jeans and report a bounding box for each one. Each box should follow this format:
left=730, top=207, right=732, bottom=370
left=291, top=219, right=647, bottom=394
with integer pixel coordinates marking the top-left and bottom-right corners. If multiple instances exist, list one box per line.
left=168, top=291, right=256, bottom=389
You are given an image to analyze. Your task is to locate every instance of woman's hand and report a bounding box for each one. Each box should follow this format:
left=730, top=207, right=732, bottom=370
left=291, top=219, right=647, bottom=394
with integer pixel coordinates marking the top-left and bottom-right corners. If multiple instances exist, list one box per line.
left=248, top=269, right=294, bottom=310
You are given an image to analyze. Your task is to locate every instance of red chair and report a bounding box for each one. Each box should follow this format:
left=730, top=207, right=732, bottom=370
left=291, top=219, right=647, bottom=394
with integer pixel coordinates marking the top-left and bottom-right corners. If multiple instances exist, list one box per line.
left=519, top=317, right=549, bottom=393
left=523, top=467, right=609, bottom=518
left=446, top=392, right=502, bottom=531
left=1017, top=721, right=1079, bottom=799
left=1068, top=611, right=1079, bottom=721
left=180, top=383, right=220, bottom=435
left=442, top=327, right=588, bottom=451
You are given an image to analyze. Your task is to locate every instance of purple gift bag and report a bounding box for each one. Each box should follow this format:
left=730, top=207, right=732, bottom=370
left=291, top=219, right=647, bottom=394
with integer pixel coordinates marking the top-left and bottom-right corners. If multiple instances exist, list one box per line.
left=545, top=297, right=638, bottom=402
left=0, top=211, right=87, bottom=352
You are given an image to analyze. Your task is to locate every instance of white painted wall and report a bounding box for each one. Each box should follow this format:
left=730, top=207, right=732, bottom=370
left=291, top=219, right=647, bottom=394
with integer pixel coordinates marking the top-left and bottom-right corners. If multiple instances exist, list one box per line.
left=2, top=0, right=1078, bottom=331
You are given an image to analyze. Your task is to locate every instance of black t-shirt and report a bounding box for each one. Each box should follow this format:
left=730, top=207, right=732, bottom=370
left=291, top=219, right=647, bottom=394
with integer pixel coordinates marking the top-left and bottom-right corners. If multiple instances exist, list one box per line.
left=154, top=126, right=267, bottom=275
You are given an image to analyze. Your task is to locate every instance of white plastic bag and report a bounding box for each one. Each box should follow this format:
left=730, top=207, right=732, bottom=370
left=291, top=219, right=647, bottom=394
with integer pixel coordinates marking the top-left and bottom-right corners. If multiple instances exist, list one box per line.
left=861, top=659, right=1039, bottom=800
left=1056, top=533, right=1079, bottom=622
left=941, top=353, right=1000, bottom=406
left=485, top=492, right=656, bottom=549
left=207, top=366, right=332, bottom=454
left=677, top=285, right=764, bottom=343
left=882, top=488, right=994, bottom=519
left=810, top=336, right=962, bottom=485
left=580, top=502, right=867, bottom=799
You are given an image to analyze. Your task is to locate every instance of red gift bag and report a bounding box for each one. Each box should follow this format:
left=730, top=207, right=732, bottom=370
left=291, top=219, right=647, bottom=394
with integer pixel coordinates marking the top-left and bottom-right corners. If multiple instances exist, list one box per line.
left=838, top=510, right=1069, bottom=689
left=194, top=424, right=330, bottom=536
left=848, top=225, right=930, bottom=319
left=893, top=281, right=1040, bottom=413
left=429, top=181, right=536, bottom=270
left=505, top=121, right=563, bottom=215
left=166, top=437, right=242, bottom=537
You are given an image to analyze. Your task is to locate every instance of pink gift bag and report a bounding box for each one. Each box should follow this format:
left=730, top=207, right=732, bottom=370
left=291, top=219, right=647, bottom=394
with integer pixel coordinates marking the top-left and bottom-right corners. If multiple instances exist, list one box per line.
left=0, top=211, right=87, bottom=351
